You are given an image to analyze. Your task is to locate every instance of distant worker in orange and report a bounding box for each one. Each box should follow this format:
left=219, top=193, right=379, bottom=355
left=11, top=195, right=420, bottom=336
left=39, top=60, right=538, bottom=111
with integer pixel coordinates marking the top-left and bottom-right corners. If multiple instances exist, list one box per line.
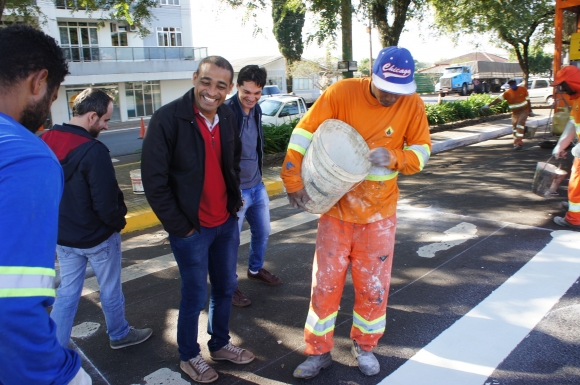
left=482, top=79, right=533, bottom=150
left=551, top=65, right=580, bottom=229
left=281, top=46, right=432, bottom=379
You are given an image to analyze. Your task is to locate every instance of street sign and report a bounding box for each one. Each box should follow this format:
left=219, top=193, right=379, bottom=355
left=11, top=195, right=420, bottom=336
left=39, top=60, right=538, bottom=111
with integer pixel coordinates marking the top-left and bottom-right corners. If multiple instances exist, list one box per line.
left=337, top=60, right=358, bottom=72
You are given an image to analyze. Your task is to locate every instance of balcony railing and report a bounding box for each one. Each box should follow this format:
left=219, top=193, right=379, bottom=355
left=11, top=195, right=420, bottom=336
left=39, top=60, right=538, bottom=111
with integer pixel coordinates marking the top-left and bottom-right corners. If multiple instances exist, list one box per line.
left=61, top=46, right=208, bottom=62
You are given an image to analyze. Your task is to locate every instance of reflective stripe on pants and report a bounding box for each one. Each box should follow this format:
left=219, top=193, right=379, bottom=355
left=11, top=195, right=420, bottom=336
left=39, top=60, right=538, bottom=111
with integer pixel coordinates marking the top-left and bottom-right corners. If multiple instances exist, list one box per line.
left=511, top=110, right=528, bottom=146
left=565, top=157, right=580, bottom=225
left=304, top=214, right=396, bottom=355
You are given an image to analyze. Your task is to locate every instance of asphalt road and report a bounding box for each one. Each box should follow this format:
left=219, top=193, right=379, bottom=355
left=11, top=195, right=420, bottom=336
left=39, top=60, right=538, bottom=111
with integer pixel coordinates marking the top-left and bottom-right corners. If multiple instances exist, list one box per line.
left=69, top=132, right=580, bottom=385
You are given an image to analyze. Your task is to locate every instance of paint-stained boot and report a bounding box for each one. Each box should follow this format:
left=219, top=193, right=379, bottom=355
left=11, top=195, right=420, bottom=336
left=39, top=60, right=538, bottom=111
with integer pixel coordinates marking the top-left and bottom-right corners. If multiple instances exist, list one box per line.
left=351, top=340, right=380, bottom=376
left=293, top=352, right=332, bottom=379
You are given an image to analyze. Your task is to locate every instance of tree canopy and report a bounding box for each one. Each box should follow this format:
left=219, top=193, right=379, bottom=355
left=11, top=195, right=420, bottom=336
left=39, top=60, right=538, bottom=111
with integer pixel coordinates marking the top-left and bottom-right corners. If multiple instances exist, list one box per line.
left=1, top=0, right=158, bottom=37
left=429, top=0, right=555, bottom=86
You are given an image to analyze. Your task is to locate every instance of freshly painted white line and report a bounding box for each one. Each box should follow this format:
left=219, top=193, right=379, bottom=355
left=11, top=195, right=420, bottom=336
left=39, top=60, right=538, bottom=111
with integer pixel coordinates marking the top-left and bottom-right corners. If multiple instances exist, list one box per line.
left=130, top=368, right=189, bottom=385
left=82, top=206, right=318, bottom=296
left=417, top=222, right=478, bottom=258
left=111, top=158, right=119, bottom=163
left=100, top=126, right=140, bottom=134
left=378, top=230, right=580, bottom=385
left=71, top=322, right=100, bottom=339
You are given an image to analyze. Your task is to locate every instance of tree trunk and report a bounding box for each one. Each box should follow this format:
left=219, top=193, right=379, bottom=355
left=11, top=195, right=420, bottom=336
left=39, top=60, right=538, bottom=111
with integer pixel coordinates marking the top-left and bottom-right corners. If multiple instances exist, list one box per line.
left=341, top=0, right=353, bottom=79
left=0, top=0, right=6, bottom=22
left=371, top=0, right=412, bottom=47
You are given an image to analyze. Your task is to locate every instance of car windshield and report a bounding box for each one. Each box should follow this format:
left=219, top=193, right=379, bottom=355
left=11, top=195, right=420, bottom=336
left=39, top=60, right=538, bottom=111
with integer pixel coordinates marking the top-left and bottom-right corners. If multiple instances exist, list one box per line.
left=259, top=100, right=283, bottom=116
left=444, top=67, right=462, bottom=74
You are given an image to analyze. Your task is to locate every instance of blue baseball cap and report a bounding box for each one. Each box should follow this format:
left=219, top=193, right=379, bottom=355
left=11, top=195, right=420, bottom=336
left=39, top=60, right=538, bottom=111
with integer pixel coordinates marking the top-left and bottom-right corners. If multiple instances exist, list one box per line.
left=372, top=46, right=416, bottom=95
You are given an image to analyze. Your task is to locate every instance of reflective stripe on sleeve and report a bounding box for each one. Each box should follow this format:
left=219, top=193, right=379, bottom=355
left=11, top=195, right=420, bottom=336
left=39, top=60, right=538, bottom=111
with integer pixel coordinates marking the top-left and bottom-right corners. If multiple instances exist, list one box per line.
left=352, top=311, right=386, bottom=334
left=287, top=128, right=313, bottom=155
left=508, top=101, right=528, bottom=110
left=0, top=266, right=56, bottom=298
left=569, top=201, right=580, bottom=213
left=405, top=144, right=431, bottom=170
left=305, top=308, right=337, bottom=336
left=365, top=166, right=399, bottom=181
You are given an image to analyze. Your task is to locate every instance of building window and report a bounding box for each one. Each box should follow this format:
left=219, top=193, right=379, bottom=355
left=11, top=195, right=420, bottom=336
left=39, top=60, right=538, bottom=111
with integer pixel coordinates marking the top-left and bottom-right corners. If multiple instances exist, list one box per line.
left=267, top=77, right=284, bottom=91
left=160, top=0, right=180, bottom=5
left=293, top=78, right=312, bottom=90
left=157, top=27, right=182, bottom=46
left=59, top=21, right=99, bottom=62
left=125, top=81, right=162, bottom=118
left=111, top=23, right=128, bottom=47
left=66, top=84, right=121, bottom=122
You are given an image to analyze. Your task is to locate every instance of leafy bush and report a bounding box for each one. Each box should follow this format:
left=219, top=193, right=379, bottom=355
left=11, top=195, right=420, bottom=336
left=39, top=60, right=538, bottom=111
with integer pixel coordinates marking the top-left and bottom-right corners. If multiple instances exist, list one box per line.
left=262, top=119, right=299, bottom=154
left=425, top=94, right=509, bottom=126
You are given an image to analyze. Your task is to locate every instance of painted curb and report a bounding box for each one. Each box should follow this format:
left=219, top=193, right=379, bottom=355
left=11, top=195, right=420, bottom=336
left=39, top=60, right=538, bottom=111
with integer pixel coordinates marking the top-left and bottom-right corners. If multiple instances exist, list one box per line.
left=122, top=178, right=285, bottom=234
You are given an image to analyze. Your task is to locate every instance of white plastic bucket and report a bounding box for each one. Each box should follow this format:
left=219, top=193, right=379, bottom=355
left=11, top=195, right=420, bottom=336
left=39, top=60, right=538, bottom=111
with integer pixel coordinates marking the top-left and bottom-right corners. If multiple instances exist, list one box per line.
left=531, top=162, right=567, bottom=196
left=130, top=169, right=145, bottom=195
left=301, top=119, right=371, bottom=214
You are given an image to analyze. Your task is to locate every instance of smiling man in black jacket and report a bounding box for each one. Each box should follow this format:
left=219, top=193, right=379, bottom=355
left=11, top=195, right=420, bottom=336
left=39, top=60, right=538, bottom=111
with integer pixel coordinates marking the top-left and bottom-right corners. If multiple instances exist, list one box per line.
left=42, top=87, right=152, bottom=351
left=141, top=56, right=254, bottom=384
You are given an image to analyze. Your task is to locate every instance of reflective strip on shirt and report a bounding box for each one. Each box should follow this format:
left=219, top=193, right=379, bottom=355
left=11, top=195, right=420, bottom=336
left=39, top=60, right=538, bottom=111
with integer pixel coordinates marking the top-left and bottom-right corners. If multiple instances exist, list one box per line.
left=405, top=144, right=431, bottom=170
left=352, top=311, right=386, bottom=334
left=508, top=101, right=528, bottom=110
left=0, top=266, right=55, bottom=298
left=569, top=201, right=580, bottom=213
left=287, top=128, right=313, bottom=155
left=365, top=166, right=399, bottom=181
left=305, top=308, right=337, bottom=336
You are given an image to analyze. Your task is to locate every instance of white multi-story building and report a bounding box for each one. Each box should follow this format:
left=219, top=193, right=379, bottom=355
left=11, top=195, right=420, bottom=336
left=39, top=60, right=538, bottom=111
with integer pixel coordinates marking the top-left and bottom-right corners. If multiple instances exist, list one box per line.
left=26, top=0, right=206, bottom=124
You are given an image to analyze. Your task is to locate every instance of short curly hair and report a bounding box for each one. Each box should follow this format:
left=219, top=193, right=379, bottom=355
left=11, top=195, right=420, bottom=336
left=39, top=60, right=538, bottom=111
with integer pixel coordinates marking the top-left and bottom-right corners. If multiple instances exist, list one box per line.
left=0, top=25, right=69, bottom=93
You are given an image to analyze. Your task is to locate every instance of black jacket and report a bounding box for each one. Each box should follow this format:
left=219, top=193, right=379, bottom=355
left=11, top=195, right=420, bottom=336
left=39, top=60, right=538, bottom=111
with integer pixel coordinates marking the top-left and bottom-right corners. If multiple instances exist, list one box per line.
left=224, top=93, right=264, bottom=176
left=41, top=124, right=127, bottom=248
left=141, top=89, right=242, bottom=237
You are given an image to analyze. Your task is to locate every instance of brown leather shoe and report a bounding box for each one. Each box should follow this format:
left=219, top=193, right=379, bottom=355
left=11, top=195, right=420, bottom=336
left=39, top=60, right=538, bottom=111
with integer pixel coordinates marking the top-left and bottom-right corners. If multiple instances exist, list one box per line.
left=232, top=287, right=251, bottom=307
left=180, top=355, right=218, bottom=383
left=210, top=343, right=254, bottom=364
left=247, top=268, right=282, bottom=286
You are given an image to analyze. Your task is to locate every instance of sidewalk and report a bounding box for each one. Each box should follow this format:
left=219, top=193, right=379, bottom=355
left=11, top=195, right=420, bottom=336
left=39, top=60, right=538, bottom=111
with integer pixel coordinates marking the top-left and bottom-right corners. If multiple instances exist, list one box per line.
left=116, top=110, right=553, bottom=233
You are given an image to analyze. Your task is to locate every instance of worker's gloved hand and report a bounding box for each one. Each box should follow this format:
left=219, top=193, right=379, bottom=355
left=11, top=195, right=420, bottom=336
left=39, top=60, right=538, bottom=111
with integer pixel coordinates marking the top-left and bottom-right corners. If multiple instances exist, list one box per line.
left=368, top=147, right=391, bottom=167
left=287, top=188, right=311, bottom=210
left=481, top=104, right=491, bottom=111
left=572, top=144, right=580, bottom=158
left=553, top=144, right=567, bottom=159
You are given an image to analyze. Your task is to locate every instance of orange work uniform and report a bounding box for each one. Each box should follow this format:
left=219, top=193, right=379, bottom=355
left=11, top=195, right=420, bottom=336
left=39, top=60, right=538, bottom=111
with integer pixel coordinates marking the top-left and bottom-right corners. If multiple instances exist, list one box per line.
left=281, top=78, right=431, bottom=354
left=565, top=98, right=580, bottom=225
left=498, top=86, right=530, bottom=147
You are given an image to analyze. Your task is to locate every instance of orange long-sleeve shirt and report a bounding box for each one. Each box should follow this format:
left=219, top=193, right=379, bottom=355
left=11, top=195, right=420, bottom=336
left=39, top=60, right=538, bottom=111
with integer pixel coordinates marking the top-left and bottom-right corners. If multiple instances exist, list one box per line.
left=280, top=78, right=431, bottom=224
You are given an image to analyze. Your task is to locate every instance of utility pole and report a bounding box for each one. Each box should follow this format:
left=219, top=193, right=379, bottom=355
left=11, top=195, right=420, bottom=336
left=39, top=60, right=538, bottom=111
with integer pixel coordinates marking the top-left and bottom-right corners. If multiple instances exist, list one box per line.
left=368, top=16, right=373, bottom=69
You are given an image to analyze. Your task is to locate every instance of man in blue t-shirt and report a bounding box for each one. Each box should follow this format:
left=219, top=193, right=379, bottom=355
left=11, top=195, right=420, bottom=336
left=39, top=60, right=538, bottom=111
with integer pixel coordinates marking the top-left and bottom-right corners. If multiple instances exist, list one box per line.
left=0, top=25, right=90, bottom=384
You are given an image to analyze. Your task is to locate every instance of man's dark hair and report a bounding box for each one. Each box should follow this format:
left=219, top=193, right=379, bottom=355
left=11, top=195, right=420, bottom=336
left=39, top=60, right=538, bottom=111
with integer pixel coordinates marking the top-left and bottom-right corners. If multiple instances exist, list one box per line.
left=196, top=56, right=234, bottom=83
left=237, top=65, right=267, bottom=88
left=508, top=79, right=517, bottom=85
left=0, top=25, right=69, bottom=93
left=72, top=88, right=113, bottom=117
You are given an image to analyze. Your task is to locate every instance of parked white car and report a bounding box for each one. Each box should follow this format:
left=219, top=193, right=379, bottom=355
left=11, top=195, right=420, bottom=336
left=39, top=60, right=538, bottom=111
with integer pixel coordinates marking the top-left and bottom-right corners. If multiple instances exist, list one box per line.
left=522, top=78, right=554, bottom=105
left=259, top=95, right=308, bottom=126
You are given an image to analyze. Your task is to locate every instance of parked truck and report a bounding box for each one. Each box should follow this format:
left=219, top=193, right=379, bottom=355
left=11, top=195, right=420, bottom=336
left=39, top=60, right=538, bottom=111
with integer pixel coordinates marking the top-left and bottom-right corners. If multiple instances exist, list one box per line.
left=437, top=61, right=523, bottom=96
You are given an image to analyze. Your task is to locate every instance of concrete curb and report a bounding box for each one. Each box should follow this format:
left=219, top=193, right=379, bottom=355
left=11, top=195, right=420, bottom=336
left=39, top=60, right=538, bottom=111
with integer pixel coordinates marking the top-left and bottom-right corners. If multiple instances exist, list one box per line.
left=122, top=178, right=285, bottom=234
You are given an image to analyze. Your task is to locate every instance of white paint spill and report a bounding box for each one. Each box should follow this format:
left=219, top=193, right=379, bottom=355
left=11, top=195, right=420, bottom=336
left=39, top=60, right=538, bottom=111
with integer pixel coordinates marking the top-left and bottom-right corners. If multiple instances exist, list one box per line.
left=121, top=230, right=168, bottom=252
left=111, top=158, right=119, bottom=163
left=379, top=230, right=580, bottom=385
left=417, top=222, right=478, bottom=258
left=130, top=368, right=189, bottom=385
left=71, top=322, right=100, bottom=339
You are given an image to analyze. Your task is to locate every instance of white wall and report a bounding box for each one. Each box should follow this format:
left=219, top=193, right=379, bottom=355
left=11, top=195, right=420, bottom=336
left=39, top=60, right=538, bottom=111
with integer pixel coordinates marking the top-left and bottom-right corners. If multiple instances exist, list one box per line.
left=160, top=79, right=194, bottom=105
left=50, top=87, right=70, bottom=126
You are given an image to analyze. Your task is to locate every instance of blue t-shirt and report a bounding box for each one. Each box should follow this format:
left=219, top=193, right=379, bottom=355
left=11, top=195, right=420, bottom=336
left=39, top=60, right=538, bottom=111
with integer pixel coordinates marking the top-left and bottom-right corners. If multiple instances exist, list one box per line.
left=0, top=113, right=81, bottom=384
left=239, top=107, right=262, bottom=189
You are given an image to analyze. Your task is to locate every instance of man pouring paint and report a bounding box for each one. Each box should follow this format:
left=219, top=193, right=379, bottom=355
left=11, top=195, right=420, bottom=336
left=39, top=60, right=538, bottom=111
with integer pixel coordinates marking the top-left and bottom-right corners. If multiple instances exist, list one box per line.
left=280, top=46, right=432, bottom=379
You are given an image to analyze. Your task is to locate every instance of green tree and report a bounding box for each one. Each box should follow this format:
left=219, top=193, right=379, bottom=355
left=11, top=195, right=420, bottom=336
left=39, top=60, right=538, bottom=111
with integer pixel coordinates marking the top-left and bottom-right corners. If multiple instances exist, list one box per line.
left=368, top=0, right=426, bottom=48
left=429, top=0, right=554, bottom=87
left=272, top=0, right=306, bottom=91
left=510, top=46, right=553, bottom=77
left=289, top=51, right=342, bottom=90
left=358, top=57, right=371, bottom=76
left=1, top=0, right=158, bottom=37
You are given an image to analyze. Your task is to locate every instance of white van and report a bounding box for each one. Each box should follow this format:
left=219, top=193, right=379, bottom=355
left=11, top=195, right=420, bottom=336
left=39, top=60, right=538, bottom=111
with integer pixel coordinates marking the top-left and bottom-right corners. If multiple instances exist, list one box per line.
left=259, top=95, right=308, bottom=127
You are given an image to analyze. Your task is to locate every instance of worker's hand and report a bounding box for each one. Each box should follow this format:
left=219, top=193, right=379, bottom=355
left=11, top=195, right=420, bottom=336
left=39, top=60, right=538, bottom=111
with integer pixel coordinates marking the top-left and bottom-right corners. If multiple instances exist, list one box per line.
left=481, top=104, right=491, bottom=111
left=553, top=144, right=567, bottom=159
left=287, top=188, right=311, bottom=210
left=368, top=147, right=391, bottom=167
left=185, top=228, right=196, bottom=237
left=572, top=144, right=580, bottom=158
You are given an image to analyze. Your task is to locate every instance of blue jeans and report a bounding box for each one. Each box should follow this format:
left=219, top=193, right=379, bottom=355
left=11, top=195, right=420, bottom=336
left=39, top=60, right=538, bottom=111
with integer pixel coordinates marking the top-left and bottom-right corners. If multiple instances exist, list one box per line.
left=168, top=216, right=239, bottom=361
left=50, top=232, right=130, bottom=347
left=237, top=183, right=271, bottom=272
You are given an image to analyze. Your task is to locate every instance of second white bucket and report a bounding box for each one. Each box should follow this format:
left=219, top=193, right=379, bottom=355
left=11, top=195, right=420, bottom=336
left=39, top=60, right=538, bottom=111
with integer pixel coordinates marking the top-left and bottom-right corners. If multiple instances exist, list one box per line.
left=301, top=119, right=371, bottom=214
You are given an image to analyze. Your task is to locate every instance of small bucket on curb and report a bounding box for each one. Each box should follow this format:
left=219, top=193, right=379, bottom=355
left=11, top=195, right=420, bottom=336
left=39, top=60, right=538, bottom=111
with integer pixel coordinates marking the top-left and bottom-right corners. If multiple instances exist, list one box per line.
left=523, top=125, right=537, bottom=139
left=130, top=169, right=145, bottom=195
left=301, top=119, right=371, bottom=214
left=531, top=157, right=567, bottom=197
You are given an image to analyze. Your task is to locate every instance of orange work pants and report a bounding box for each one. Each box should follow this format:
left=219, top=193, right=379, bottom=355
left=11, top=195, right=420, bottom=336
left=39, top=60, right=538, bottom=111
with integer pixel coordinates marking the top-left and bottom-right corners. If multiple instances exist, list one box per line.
left=304, top=214, right=396, bottom=355
left=511, top=110, right=528, bottom=146
left=565, top=157, right=580, bottom=225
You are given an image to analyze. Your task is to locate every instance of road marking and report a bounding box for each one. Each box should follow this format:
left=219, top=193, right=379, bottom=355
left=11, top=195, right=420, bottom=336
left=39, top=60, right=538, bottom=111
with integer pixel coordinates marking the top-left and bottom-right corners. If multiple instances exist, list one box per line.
left=378, top=230, right=580, bottom=385
left=100, top=126, right=141, bottom=134
left=71, top=322, right=100, bottom=339
left=417, top=222, right=478, bottom=258
left=130, top=368, right=189, bottom=385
